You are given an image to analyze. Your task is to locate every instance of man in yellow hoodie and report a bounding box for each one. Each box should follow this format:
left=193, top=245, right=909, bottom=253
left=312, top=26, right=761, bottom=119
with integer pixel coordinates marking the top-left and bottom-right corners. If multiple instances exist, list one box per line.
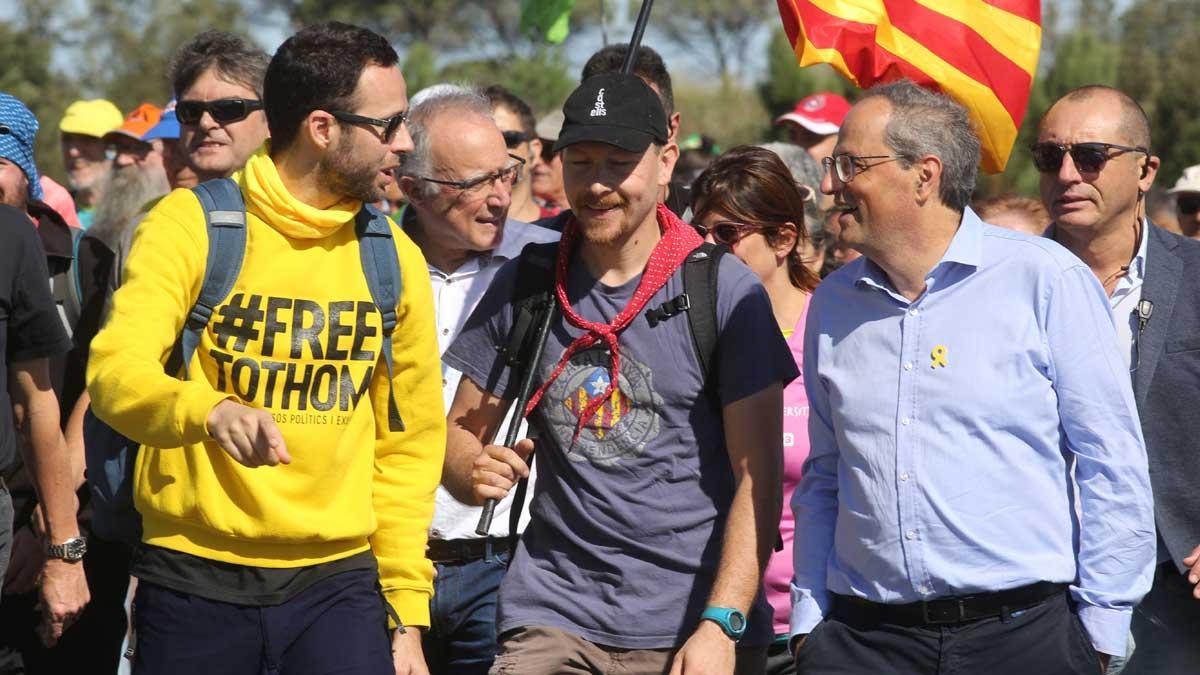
left=87, top=21, right=444, bottom=675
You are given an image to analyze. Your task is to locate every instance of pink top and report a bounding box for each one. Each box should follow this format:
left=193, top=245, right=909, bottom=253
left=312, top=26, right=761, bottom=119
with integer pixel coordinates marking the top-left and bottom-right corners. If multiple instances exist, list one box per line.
left=763, top=298, right=811, bottom=635
left=38, top=176, right=82, bottom=230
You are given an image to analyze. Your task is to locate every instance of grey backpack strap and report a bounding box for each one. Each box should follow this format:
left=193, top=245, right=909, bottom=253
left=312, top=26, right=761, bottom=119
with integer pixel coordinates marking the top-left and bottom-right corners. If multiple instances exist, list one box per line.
left=356, top=204, right=405, bottom=432
left=178, top=178, right=246, bottom=375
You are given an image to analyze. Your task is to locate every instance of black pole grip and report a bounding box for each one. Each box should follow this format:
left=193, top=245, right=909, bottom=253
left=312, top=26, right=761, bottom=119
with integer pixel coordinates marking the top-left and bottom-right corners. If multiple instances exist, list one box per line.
left=476, top=298, right=557, bottom=536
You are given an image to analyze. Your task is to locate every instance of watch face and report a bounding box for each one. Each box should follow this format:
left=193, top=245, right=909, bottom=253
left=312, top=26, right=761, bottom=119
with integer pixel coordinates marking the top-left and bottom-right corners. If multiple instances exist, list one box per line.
left=63, top=538, right=87, bottom=561
left=729, top=612, right=746, bottom=632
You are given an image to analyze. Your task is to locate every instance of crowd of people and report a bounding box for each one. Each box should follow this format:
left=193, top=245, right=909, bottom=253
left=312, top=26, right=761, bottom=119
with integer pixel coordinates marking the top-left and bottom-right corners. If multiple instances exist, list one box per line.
left=0, top=18, right=1197, bottom=675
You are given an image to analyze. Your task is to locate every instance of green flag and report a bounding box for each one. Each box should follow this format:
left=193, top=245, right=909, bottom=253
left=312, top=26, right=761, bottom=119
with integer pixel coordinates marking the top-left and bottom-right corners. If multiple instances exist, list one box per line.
left=521, top=0, right=576, bottom=44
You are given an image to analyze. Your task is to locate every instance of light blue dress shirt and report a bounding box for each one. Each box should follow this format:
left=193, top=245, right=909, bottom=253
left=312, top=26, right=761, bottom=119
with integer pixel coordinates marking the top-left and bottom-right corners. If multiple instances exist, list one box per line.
left=790, top=208, right=1155, bottom=657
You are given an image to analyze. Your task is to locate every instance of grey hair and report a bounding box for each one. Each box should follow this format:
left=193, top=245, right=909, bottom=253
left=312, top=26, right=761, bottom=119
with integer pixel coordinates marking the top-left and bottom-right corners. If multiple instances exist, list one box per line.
left=398, top=83, right=493, bottom=199
left=860, top=79, right=979, bottom=211
left=757, top=142, right=823, bottom=231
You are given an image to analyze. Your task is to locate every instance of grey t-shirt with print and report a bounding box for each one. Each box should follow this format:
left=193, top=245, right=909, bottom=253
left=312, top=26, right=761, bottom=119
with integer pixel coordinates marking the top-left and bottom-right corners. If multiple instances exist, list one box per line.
left=444, top=248, right=798, bottom=650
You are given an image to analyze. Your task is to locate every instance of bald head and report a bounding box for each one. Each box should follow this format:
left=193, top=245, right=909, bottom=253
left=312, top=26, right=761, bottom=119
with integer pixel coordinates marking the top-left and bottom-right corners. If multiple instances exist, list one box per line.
left=1041, top=86, right=1151, bottom=150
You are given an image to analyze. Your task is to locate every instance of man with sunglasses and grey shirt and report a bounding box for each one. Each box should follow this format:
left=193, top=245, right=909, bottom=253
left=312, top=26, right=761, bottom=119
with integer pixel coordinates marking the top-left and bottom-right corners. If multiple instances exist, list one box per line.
left=1037, top=86, right=1200, bottom=675
left=395, top=84, right=558, bottom=675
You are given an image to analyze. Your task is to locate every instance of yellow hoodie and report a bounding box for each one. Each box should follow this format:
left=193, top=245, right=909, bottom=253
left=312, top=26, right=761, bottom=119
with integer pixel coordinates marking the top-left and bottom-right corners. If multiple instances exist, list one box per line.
left=87, top=150, right=445, bottom=625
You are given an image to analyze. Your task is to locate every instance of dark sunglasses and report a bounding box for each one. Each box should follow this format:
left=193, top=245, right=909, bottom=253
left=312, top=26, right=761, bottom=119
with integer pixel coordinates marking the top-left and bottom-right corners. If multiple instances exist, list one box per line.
left=539, top=141, right=557, bottom=162
left=502, top=130, right=534, bottom=149
left=328, top=109, right=409, bottom=144
left=1178, top=195, right=1200, bottom=215
left=176, top=98, right=263, bottom=125
left=1030, top=141, right=1148, bottom=174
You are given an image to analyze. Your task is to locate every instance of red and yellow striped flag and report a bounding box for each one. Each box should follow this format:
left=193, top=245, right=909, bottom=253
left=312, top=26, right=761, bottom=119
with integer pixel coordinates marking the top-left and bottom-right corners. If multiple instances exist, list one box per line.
left=776, top=0, right=1041, bottom=173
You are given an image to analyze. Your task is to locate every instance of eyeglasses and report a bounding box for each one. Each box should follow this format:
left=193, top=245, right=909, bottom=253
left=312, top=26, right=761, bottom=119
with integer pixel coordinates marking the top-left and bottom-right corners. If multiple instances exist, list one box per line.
left=540, top=141, right=557, bottom=162
left=1178, top=194, right=1200, bottom=215
left=176, top=98, right=263, bottom=125
left=413, top=154, right=526, bottom=197
left=502, top=130, right=534, bottom=149
left=328, top=109, right=409, bottom=144
left=104, top=138, right=154, bottom=161
left=1029, top=141, right=1148, bottom=174
left=822, top=153, right=906, bottom=183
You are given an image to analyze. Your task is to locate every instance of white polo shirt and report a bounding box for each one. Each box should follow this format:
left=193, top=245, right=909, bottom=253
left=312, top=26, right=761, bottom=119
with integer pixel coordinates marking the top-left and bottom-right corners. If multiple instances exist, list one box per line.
left=408, top=209, right=560, bottom=540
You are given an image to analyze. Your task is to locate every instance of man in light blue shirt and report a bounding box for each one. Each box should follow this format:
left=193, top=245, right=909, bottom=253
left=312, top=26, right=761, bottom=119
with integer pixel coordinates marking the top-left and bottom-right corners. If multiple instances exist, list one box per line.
left=790, top=80, right=1155, bottom=675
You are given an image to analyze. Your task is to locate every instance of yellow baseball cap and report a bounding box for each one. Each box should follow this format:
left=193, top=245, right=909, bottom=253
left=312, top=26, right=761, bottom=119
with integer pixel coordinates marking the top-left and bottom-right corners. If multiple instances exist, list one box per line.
left=59, top=99, right=125, bottom=138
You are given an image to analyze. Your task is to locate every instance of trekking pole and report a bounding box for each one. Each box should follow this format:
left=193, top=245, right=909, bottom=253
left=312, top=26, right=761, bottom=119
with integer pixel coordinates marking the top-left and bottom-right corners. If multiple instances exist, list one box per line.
left=474, top=0, right=657, bottom=537
left=475, top=297, right=557, bottom=536
left=622, top=0, right=656, bottom=75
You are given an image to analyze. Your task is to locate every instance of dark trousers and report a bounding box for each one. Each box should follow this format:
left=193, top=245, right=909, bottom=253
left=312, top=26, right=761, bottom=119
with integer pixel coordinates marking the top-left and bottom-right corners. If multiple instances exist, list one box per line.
left=133, top=567, right=392, bottom=675
left=1124, top=562, right=1200, bottom=674
left=765, top=637, right=797, bottom=675
left=423, top=541, right=510, bottom=675
left=794, top=592, right=1102, bottom=675
left=0, top=536, right=132, bottom=675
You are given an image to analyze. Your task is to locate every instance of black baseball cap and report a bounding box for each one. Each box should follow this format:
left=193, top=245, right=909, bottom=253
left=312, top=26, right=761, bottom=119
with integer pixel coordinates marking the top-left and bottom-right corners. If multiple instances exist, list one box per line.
left=554, top=72, right=669, bottom=154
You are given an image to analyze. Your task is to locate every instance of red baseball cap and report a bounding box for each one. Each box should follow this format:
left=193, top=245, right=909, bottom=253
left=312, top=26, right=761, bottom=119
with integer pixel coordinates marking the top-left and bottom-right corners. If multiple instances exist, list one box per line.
left=774, top=92, right=851, bottom=136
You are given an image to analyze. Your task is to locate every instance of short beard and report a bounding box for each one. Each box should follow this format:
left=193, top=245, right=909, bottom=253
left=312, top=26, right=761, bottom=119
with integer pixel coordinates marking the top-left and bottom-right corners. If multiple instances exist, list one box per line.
left=318, top=135, right=382, bottom=203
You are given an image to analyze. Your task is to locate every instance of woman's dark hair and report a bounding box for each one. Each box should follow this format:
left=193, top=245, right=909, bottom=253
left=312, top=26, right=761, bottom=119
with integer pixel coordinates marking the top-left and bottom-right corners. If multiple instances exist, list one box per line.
left=690, top=145, right=820, bottom=293
left=263, top=21, right=399, bottom=153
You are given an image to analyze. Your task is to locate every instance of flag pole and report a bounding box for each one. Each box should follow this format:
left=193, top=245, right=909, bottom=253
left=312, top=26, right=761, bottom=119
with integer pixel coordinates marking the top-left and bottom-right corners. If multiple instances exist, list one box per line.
left=622, top=0, right=656, bottom=74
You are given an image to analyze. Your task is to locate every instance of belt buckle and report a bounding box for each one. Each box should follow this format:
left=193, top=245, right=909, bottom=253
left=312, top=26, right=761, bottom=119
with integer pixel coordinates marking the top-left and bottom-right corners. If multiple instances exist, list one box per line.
left=921, top=598, right=966, bottom=625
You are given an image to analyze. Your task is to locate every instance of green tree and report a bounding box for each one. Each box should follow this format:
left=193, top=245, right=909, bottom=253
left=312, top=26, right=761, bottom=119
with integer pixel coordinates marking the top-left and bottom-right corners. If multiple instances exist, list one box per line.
left=758, top=28, right=857, bottom=125
left=0, top=5, right=77, bottom=184
left=69, top=0, right=248, bottom=111
left=438, top=50, right=575, bottom=114
left=655, top=0, right=770, bottom=81
left=1117, top=0, right=1200, bottom=186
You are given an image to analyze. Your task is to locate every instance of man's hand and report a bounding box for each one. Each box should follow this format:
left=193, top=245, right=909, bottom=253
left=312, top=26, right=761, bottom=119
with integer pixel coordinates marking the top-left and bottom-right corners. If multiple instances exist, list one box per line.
left=669, top=620, right=735, bottom=675
left=205, top=400, right=291, bottom=468
left=4, top=527, right=44, bottom=595
left=469, top=438, right=533, bottom=506
left=37, top=558, right=90, bottom=647
left=1182, top=544, right=1200, bottom=599
left=391, top=628, right=430, bottom=675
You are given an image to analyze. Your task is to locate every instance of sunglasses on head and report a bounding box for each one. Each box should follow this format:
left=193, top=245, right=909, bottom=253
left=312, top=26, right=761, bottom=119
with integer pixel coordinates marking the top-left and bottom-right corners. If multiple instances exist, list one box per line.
left=176, top=98, right=263, bottom=125
left=1030, top=141, right=1148, bottom=174
left=1178, top=194, right=1200, bottom=215
left=502, top=130, right=534, bottom=149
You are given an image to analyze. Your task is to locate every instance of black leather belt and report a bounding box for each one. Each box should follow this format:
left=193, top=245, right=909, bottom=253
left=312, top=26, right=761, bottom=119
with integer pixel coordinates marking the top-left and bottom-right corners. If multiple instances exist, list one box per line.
left=426, top=537, right=494, bottom=564
left=831, top=581, right=1067, bottom=627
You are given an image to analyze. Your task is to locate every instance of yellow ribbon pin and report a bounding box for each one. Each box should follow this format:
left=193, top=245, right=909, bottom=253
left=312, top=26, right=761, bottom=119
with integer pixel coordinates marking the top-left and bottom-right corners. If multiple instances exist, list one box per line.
left=931, top=345, right=948, bottom=369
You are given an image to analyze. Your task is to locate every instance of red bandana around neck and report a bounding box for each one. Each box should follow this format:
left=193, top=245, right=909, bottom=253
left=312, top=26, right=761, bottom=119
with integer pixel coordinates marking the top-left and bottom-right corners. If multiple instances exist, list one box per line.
left=524, top=203, right=702, bottom=441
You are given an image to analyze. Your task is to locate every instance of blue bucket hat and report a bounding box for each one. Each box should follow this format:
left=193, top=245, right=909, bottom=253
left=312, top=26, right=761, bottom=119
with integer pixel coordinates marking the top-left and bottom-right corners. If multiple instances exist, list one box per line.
left=0, top=93, right=43, bottom=201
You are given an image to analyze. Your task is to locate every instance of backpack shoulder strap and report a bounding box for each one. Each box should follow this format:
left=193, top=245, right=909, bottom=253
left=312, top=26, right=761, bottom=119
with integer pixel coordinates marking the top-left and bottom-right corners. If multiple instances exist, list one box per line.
left=681, top=242, right=728, bottom=384
left=179, top=178, right=246, bottom=373
left=355, top=204, right=406, bottom=432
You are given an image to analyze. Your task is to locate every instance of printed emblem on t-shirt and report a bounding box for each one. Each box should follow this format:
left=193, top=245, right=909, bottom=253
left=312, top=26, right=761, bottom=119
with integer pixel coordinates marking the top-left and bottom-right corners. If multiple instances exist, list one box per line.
left=541, top=348, right=662, bottom=465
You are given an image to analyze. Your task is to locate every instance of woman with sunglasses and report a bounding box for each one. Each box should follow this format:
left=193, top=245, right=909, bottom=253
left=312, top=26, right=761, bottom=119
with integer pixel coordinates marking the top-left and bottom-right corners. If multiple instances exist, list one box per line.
left=690, top=145, right=821, bottom=675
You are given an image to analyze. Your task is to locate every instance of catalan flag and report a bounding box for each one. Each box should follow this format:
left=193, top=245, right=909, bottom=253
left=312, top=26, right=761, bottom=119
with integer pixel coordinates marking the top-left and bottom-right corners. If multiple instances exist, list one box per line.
left=776, top=0, right=1042, bottom=173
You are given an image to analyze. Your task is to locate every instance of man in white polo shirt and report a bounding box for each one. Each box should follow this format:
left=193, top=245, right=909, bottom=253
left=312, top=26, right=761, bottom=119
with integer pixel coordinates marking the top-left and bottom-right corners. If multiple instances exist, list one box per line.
left=395, top=83, right=559, bottom=675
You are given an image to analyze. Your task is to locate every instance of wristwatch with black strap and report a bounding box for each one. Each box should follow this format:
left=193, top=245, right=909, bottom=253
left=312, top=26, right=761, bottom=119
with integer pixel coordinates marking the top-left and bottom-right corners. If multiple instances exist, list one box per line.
left=46, top=536, right=87, bottom=563
left=700, top=606, right=747, bottom=642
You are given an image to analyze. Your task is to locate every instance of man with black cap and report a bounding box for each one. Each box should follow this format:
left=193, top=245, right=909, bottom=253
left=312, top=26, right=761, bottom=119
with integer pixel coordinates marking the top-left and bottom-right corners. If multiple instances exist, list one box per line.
left=442, top=72, right=794, bottom=674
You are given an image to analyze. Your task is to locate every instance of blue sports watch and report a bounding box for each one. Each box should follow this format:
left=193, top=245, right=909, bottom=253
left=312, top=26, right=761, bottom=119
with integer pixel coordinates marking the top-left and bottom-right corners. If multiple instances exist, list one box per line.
left=700, top=606, right=747, bottom=641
